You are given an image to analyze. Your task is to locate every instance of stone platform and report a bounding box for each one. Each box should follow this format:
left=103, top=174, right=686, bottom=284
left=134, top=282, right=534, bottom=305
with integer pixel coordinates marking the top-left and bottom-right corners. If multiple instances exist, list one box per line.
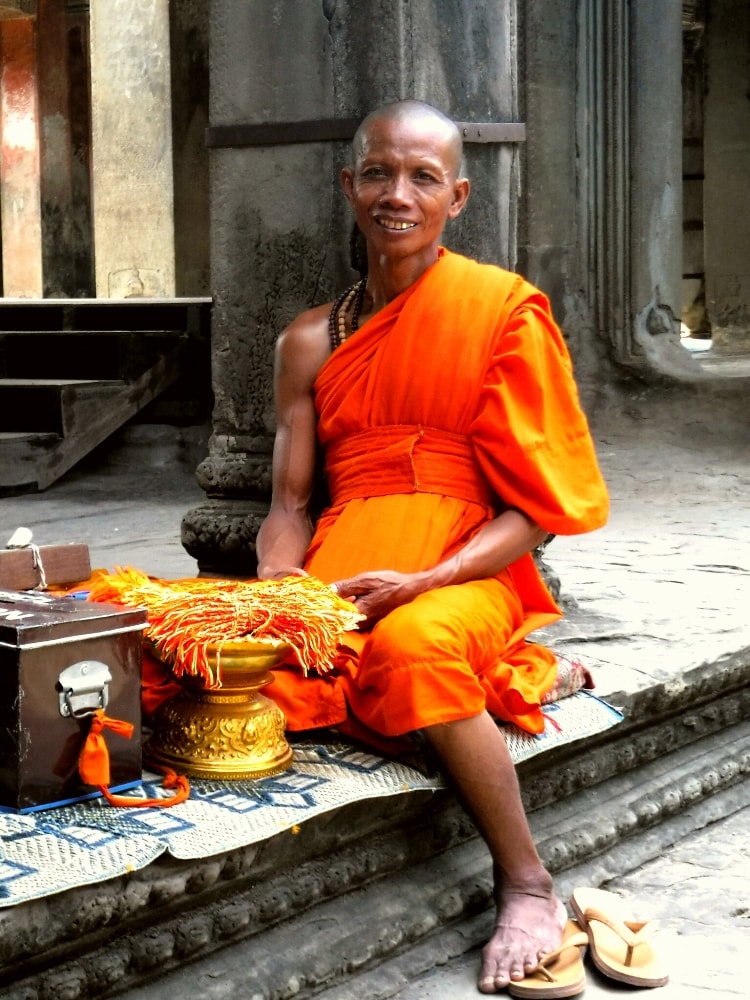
left=0, top=413, right=747, bottom=999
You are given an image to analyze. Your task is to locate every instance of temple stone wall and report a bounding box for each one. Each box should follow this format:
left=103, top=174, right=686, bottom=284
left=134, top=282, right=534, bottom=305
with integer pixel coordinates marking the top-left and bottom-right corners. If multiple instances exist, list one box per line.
left=520, top=0, right=586, bottom=360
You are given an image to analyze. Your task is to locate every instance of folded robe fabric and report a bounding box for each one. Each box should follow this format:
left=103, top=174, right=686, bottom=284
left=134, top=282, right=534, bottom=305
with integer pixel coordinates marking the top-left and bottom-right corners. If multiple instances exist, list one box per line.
left=268, top=249, right=609, bottom=742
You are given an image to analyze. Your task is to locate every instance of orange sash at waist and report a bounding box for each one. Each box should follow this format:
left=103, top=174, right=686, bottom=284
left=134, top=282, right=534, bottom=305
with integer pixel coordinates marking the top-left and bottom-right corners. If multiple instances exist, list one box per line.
left=325, top=425, right=495, bottom=507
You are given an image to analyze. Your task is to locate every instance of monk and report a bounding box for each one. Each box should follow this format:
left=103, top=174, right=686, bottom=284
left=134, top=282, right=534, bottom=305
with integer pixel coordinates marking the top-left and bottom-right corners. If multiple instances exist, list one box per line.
left=256, top=99, right=609, bottom=993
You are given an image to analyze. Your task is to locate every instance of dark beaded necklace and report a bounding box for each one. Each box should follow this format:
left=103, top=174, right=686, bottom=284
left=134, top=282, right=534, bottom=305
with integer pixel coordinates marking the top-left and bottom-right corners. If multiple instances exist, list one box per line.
left=328, top=278, right=367, bottom=350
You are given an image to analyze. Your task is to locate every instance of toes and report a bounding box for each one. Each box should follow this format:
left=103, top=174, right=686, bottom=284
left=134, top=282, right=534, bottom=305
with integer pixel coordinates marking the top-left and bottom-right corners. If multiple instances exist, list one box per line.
left=478, top=973, right=503, bottom=994
left=477, top=964, right=528, bottom=992
left=478, top=958, right=511, bottom=993
left=479, top=944, right=541, bottom=991
left=478, top=953, right=536, bottom=991
left=478, top=975, right=513, bottom=994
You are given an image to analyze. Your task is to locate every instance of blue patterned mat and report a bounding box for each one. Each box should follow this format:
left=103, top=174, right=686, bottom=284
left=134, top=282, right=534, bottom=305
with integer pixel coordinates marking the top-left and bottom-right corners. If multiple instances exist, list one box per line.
left=0, top=690, right=621, bottom=907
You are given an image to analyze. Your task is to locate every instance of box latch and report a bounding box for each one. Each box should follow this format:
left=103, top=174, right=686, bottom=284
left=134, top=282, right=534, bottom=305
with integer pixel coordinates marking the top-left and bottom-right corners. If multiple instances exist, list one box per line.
left=58, top=660, right=113, bottom=719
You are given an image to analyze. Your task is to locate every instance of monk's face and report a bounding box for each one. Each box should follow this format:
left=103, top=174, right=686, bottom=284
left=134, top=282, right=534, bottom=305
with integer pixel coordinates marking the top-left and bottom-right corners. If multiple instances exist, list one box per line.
left=341, top=113, right=470, bottom=262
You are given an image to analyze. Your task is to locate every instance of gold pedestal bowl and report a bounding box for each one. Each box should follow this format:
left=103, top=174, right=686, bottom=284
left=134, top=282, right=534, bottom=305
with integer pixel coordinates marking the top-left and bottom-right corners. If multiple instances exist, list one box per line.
left=144, top=638, right=294, bottom=780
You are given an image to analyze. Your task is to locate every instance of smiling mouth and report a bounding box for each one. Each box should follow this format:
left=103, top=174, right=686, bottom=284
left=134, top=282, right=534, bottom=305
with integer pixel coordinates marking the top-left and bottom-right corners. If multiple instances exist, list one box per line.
left=376, top=218, right=417, bottom=231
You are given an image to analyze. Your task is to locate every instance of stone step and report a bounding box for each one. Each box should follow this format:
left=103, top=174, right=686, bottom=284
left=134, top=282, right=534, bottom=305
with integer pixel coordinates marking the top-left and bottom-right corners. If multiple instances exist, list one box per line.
left=321, top=791, right=750, bottom=1000
left=0, top=357, right=181, bottom=493
left=695, top=351, right=750, bottom=378
left=0, top=298, right=212, bottom=492
left=0, top=379, right=123, bottom=434
left=104, top=718, right=750, bottom=1000
left=0, top=333, right=190, bottom=381
left=1, top=651, right=747, bottom=1000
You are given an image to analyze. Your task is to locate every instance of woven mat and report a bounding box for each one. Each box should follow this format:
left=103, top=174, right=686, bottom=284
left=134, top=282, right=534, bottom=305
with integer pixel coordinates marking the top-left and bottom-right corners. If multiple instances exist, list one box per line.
left=0, top=690, right=621, bottom=908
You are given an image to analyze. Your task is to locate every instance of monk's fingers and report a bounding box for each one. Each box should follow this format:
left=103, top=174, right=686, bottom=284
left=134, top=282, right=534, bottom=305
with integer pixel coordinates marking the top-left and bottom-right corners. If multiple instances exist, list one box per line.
left=331, top=578, right=356, bottom=598
left=331, top=575, right=375, bottom=598
left=330, top=582, right=365, bottom=610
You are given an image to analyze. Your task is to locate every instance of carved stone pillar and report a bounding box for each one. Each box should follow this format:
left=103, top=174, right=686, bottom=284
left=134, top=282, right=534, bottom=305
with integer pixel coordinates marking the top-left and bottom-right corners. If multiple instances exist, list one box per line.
left=627, top=1, right=692, bottom=378
left=37, top=0, right=76, bottom=297
left=703, top=0, right=750, bottom=351
left=89, top=0, right=176, bottom=298
left=524, top=0, right=691, bottom=384
left=0, top=13, right=43, bottom=298
left=183, top=0, right=521, bottom=574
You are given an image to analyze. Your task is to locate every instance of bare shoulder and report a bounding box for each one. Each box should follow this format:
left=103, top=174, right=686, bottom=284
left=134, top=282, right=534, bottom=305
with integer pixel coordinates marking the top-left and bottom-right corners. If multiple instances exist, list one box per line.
left=275, top=302, right=332, bottom=390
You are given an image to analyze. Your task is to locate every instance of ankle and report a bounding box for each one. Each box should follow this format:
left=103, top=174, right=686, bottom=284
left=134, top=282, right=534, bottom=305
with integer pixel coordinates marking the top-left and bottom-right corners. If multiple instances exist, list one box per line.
left=496, top=867, right=555, bottom=903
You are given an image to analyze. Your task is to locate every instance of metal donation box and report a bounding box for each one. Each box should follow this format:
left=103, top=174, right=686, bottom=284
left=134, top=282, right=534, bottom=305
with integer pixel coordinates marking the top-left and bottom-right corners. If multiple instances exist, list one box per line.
left=0, top=589, right=146, bottom=812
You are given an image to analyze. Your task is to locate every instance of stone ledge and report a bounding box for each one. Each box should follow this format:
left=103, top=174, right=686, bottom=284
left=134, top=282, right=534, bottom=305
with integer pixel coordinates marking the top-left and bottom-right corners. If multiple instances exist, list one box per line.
left=604, top=645, right=750, bottom=723
left=0, top=652, right=748, bottom=999
left=0, top=792, right=454, bottom=984
left=518, top=646, right=750, bottom=813
left=533, top=717, right=750, bottom=872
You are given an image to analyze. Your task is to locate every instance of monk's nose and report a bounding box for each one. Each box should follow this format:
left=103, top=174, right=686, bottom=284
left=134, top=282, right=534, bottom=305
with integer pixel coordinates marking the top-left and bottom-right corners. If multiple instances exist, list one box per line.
left=380, top=172, right=411, bottom=206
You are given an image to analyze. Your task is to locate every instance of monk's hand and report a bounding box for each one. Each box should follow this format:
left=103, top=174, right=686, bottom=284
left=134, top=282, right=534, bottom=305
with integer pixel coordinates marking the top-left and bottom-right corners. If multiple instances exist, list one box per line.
left=332, top=570, right=426, bottom=626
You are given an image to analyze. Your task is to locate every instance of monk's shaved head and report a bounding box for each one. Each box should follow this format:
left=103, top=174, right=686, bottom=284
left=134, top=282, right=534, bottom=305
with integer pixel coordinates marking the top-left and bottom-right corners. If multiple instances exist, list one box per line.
left=352, top=100, right=464, bottom=179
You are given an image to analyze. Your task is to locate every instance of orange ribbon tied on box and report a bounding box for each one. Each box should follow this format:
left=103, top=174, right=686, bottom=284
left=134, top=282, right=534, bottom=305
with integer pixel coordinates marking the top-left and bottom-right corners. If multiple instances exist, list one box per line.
left=78, top=708, right=190, bottom=808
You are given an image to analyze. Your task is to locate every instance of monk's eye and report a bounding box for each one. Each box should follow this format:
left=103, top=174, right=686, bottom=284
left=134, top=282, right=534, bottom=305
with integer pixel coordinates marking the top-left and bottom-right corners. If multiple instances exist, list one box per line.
left=414, top=171, right=438, bottom=182
left=361, top=166, right=386, bottom=178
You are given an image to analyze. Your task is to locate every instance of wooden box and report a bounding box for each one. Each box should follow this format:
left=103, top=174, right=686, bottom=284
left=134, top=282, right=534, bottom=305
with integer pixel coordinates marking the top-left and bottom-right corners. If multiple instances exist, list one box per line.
left=0, top=543, right=91, bottom=591
left=0, top=589, right=146, bottom=812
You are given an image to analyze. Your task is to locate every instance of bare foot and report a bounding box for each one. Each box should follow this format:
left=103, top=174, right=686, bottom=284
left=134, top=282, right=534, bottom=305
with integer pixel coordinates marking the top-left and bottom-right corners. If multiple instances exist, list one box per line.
left=477, top=889, right=567, bottom=994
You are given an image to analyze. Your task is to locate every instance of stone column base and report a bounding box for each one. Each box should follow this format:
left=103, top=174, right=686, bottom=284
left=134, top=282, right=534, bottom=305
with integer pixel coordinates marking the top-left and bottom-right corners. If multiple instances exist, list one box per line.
left=181, top=498, right=268, bottom=576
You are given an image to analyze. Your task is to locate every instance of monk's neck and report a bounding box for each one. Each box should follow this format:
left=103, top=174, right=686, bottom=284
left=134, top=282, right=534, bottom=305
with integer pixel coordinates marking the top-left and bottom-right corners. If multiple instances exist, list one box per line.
left=364, top=248, right=440, bottom=315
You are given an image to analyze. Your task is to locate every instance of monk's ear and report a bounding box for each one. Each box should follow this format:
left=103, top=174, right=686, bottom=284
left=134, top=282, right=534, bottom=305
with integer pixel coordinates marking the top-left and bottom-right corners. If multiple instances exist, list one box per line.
left=448, top=177, right=470, bottom=219
left=341, top=167, right=355, bottom=208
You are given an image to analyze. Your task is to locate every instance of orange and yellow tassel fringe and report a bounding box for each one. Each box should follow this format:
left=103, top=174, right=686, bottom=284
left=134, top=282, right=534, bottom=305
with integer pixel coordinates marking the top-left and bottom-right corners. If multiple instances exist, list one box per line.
left=88, top=567, right=363, bottom=685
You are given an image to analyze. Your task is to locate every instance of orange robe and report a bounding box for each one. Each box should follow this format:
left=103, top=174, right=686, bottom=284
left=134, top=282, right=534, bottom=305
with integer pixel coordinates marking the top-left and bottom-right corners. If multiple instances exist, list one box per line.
left=269, top=248, right=609, bottom=747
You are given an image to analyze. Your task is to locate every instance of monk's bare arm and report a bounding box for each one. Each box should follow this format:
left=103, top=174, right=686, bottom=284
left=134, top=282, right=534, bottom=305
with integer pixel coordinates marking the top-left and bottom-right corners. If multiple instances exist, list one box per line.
left=256, top=306, right=331, bottom=579
left=428, top=508, right=547, bottom=585
left=333, top=509, right=546, bottom=623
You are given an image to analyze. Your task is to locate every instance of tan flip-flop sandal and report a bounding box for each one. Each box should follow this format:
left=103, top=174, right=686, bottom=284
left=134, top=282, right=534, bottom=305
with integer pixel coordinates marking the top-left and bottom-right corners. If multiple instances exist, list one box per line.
left=570, top=887, right=669, bottom=988
left=508, top=920, right=588, bottom=999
